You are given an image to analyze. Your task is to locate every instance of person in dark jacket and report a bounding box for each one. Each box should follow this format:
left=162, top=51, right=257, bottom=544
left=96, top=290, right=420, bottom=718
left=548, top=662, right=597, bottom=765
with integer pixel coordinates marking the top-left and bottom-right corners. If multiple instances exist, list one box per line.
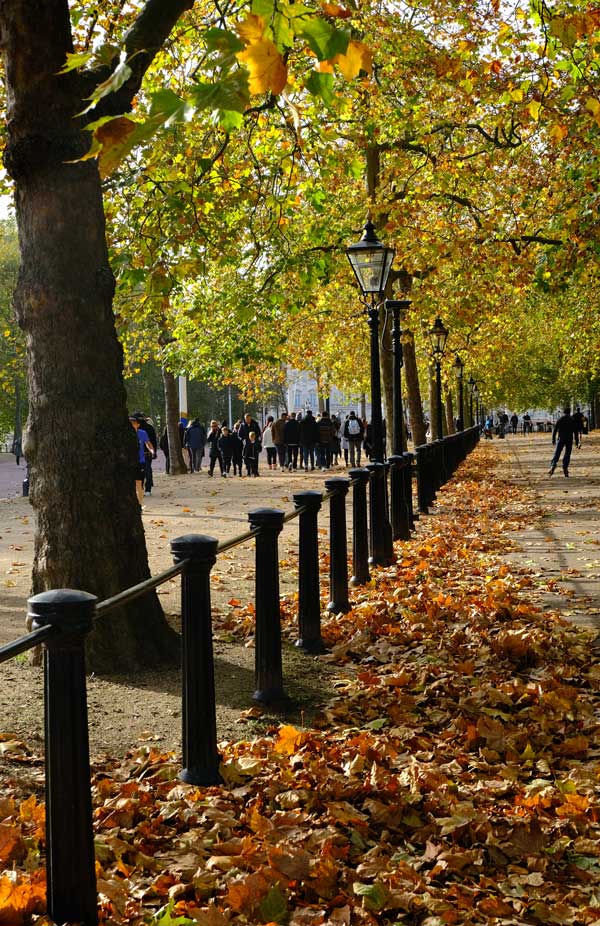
left=284, top=412, right=300, bottom=470
left=572, top=406, right=585, bottom=448
left=316, top=411, right=335, bottom=470
left=243, top=430, right=261, bottom=476
left=133, top=411, right=157, bottom=494
left=218, top=426, right=240, bottom=476
left=271, top=412, right=288, bottom=470
left=343, top=410, right=365, bottom=467
left=549, top=407, right=575, bottom=477
left=159, top=427, right=170, bottom=474
left=183, top=418, right=207, bottom=472
left=206, top=420, right=223, bottom=476
left=238, top=412, right=261, bottom=444
left=299, top=410, right=319, bottom=471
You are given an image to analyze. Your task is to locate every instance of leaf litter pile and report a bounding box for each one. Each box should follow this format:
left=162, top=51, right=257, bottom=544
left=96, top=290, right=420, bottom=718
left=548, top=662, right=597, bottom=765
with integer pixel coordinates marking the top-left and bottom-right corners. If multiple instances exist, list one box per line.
left=2, top=444, right=600, bottom=926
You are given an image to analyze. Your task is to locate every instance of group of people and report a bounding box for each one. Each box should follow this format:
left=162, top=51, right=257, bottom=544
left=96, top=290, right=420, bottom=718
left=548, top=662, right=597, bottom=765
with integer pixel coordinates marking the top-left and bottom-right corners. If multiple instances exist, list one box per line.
left=158, top=409, right=374, bottom=480
left=484, top=412, right=532, bottom=438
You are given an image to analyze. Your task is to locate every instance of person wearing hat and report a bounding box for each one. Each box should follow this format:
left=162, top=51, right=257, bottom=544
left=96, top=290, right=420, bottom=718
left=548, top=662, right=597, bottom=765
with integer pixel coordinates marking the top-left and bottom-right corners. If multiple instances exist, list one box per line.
left=129, top=414, right=154, bottom=505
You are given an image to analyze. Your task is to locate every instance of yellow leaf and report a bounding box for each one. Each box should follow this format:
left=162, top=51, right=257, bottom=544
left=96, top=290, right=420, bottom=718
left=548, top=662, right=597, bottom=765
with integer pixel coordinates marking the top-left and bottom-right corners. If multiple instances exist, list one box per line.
left=549, top=122, right=568, bottom=143
left=237, top=14, right=265, bottom=44
left=238, top=39, right=288, bottom=95
left=528, top=100, right=541, bottom=120
left=333, top=40, right=372, bottom=79
left=585, top=97, right=600, bottom=115
left=275, top=724, right=302, bottom=755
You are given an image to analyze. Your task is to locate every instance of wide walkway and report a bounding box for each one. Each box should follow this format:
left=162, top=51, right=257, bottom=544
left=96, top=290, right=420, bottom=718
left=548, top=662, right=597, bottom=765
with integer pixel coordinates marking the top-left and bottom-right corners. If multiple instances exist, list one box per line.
left=493, top=430, right=599, bottom=630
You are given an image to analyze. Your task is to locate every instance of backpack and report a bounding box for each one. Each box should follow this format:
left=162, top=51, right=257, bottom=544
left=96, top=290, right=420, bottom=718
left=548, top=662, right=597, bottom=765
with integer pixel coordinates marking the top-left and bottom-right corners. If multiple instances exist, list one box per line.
left=348, top=417, right=361, bottom=436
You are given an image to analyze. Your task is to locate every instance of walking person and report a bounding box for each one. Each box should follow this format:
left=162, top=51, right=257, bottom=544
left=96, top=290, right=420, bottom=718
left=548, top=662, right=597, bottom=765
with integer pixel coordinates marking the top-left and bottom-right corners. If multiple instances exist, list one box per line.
left=523, top=412, right=532, bottom=435
left=243, top=430, right=261, bottom=476
left=262, top=416, right=277, bottom=470
left=11, top=435, right=22, bottom=466
left=284, top=411, right=300, bottom=471
left=183, top=417, right=207, bottom=472
left=317, top=410, right=334, bottom=470
left=231, top=421, right=244, bottom=475
left=129, top=414, right=153, bottom=506
left=344, top=410, right=364, bottom=467
left=272, top=411, right=288, bottom=470
left=218, top=426, right=238, bottom=476
left=510, top=413, right=518, bottom=435
left=206, top=420, right=223, bottom=476
left=549, top=407, right=575, bottom=477
left=159, top=426, right=170, bottom=474
left=299, top=409, right=319, bottom=472
left=572, top=406, right=585, bottom=448
left=133, top=411, right=157, bottom=495
left=340, top=416, right=349, bottom=467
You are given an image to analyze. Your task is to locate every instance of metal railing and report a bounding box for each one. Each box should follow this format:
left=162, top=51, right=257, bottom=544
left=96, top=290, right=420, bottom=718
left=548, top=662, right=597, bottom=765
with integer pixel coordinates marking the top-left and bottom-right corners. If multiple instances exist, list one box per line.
left=0, top=432, right=479, bottom=926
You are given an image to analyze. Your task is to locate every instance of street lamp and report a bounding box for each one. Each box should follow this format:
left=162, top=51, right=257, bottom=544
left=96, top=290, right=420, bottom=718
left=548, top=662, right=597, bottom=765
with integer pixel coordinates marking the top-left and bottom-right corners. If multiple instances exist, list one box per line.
left=453, top=354, right=464, bottom=431
left=346, top=218, right=395, bottom=565
left=467, top=375, right=475, bottom=427
left=473, top=383, right=480, bottom=426
left=427, top=316, right=448, bottom=440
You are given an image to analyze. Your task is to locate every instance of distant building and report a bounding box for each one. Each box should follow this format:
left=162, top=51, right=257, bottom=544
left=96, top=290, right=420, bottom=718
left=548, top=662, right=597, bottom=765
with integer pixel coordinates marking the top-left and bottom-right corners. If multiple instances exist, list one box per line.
left=285, top=368, right=370, bottom=418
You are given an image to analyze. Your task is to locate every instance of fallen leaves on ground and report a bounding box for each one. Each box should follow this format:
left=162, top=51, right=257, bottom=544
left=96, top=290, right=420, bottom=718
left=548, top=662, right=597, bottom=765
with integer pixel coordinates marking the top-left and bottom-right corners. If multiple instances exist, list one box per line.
left=2, top=445, right=600, bottom=925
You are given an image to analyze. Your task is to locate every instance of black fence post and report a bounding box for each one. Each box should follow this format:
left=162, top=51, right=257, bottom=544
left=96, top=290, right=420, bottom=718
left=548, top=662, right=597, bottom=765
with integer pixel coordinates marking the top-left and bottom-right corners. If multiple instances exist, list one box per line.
left=324, top=478, right=350, bottom=614
left=403, top=451, right=415, bottom=530
left=29, top=589, right=98, bottom=926
left=348, top=468, right=370, bottom=586
left=366, top=462, right=393, bottom=566
left=389, top=455, right=410, bottom=541
left=293, top=490, right=326, bottom=652
left=171, top=534, right=221, bottom=786
left=416, top=444, right=430, bottom=513
left=248, top=508, right=286, bottom=703
left=382, top=461, right=396, bottom=563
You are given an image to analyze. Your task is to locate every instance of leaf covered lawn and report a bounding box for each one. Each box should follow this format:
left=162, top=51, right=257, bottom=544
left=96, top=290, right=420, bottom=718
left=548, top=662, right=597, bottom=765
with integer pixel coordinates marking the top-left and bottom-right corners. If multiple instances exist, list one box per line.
left=2, top=445, right=600, bottom=926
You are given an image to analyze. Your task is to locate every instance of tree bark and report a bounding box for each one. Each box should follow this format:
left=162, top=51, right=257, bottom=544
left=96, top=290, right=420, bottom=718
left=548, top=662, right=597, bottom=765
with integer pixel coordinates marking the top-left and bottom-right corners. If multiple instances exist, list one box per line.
left=0, top=0, right=186, bottom=671
left=402, top=330, right=427, bottom=447
left=162, top=367, right=188, bottom=475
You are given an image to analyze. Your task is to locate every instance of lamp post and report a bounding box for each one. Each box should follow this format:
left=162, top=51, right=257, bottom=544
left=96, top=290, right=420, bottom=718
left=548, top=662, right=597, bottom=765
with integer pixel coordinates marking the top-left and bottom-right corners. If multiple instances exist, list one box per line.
left=384, top=299, right=411, bottom=454
left=454, top=355, right=464, bottom=431
left=427, top=317, right=449, bottom=440
left=346, top=219, right=395, bottom=566
left=473, top=384, right=480, bottom=426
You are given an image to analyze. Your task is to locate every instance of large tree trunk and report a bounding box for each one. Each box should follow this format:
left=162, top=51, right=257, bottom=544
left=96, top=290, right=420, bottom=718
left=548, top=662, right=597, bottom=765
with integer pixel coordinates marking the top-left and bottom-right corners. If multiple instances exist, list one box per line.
left=162, top=367, right=188, bottom=475
left=444, top=390, right=455, bottom=435
left=0, top=0, right=179, bottom=672
left=402, top=330, right=426, bottom=447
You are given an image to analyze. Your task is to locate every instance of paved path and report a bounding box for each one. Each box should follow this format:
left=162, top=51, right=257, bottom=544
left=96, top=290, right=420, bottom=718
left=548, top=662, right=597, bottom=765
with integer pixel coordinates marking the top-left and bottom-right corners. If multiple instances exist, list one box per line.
left=0, top=453, right=26, bottom=499
left=494, top=430, right=600, bottom=630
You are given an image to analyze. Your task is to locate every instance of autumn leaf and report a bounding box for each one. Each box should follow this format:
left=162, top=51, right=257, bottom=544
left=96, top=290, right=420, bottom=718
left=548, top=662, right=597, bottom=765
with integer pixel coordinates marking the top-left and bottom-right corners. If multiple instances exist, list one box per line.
left=237, top=39, right=288, bottom=95
left=333, top=41, right=372, bottom=79
left=0, top=871, right=45, bottom=924
left=321, top=2, right=352, bottom=17
left=236, top=14, right=265, bottom=44
left=274, top=724, right=303, bottom=754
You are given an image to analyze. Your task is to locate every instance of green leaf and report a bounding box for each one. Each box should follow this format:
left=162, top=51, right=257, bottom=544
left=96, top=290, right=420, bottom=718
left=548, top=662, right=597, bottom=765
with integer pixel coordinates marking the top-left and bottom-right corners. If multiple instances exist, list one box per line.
left=297, top=20, right=349, bottom=60
left=58, top=51, right=93, bottom=73
left=259, top=884, right=288, bottom=925
left=306, top=71, right=335, bottom=106
left=219, top=109, right=244, bottom=131
left=252, top=0, right=275, bottom=19
left=191, top=72, right=250, bottom=113
left=204, top=27, right=244, bottom=54
left=151, top=900, right=196, bottom=926
left=353, top=882, right=388, bottom=912
left=80, top=60, right=132, bottom=114
left=149, top=89, right=187, bottom=120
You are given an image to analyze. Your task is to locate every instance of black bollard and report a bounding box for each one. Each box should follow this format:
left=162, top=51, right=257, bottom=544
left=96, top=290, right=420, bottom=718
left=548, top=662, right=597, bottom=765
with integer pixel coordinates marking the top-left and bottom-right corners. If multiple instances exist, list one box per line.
left=171, top=534, right=221, bottom=786
left=382, top=461, right=396, bottom=563
left=29, top=589, right=98, bottom=926
left=348, top=468, right=370, bottom=586
left=416, top=444, right=430, bottom=513
left=403, top=452, right=416, bottom=530
left=366, top=462, right=393, bottom=566
left=293, top=491, right=326, bottom=652
left=389, top=455, right=410, bottom=541
left=324, top=478, right=351, bottom=614
left=248, top=508, right=286, bottom=703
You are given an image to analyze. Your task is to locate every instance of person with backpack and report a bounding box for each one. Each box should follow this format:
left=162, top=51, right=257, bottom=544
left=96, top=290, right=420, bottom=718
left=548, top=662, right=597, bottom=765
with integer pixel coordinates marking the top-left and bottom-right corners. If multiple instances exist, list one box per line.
left=343, top=410, right=364, bottom=467
left=316, top=410, right=335, bottom=470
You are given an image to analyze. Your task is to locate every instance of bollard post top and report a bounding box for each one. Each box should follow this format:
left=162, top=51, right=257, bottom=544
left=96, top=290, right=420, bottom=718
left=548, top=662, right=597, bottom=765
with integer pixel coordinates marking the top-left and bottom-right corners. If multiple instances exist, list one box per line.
left=28, top=588, right=97, bottom=635
left=348, top=467, right=370, bottom=484
left=388, top=454, right=404, bottom=465
left=248, top=508, right=285, bottom=529
left=293, top=490, right=322, bottom=511
left=365, top=461, right=385, bottom=475
left=324, top=477, right=350, bottom=496
left=171, top=534, right=219, bottom=564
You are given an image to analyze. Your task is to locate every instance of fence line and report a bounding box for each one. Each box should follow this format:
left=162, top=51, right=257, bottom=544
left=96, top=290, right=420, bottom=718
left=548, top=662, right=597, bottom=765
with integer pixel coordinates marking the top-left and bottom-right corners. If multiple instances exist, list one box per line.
left=1, top=426, right=480, bottom=926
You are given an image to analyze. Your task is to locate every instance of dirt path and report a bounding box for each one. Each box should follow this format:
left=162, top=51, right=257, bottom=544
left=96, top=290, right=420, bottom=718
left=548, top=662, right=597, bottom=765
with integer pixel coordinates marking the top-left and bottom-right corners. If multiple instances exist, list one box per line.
left=0, top=464, right=354, bottom=759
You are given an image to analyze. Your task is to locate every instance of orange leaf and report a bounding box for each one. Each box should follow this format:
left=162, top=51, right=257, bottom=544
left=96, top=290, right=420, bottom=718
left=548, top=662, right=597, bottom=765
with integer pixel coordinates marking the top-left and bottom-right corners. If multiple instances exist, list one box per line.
left=322, top=2, right=352, bottom=17
left=0, top=871, right=46, bottom=924
left=237, top=39, right=288, bottom=95
left=333, top=40, right=372, bottom=79
left=275, top=724, right=303, bottom=755
left=237, top=13, right=265, bottom=43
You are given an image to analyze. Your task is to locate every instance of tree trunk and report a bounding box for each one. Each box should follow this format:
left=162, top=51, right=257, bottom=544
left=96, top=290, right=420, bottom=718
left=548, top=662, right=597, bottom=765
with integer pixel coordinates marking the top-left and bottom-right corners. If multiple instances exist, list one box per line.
left=0, top=0, right=179, bottom=672
left=428, top=364, right=439, bottom=441
left=162, top=367, right=188, bottom=474
left=445, top=390, right=455, bottom=435
left=402, top=330, right=426, bottom=447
